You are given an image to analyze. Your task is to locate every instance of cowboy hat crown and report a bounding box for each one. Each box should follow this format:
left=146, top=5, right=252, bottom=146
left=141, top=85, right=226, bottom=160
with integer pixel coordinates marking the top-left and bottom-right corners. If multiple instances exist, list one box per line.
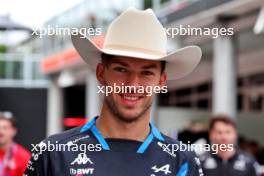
left=103, top=8, right=167, bottom=58
left=71, top=7, right=202, bottom=80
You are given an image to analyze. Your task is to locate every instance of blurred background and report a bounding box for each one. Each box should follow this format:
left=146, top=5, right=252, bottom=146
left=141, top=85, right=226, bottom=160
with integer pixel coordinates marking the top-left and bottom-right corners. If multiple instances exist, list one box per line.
left=0, top=0, right=264, bottom=167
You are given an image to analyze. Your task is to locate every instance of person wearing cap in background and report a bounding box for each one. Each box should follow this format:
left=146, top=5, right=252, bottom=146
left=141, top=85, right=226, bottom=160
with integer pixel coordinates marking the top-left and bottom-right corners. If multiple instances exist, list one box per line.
left=24, top=8, right=203, bottom=176
left=199, top=114, right=261, bottom=176
left=0, top=111, right=31, bottom=176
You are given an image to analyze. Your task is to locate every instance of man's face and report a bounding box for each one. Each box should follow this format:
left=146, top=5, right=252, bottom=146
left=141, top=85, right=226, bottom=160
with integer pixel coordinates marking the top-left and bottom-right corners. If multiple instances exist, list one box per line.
left=209, top=122, right=237, bottom=146
left=0, top=119, right=16, bottom=147
left=96, top=56, right=167, bottom=123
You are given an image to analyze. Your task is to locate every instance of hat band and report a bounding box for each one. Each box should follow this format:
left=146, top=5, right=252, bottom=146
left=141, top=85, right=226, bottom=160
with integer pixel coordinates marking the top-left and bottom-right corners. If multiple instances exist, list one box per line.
left=103, top=44, right=166, bottom=57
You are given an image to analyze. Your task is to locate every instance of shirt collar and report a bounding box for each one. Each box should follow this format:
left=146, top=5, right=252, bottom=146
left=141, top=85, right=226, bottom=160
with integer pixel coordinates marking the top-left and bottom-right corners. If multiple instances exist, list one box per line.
left=80, top=116, right=164, bottom=153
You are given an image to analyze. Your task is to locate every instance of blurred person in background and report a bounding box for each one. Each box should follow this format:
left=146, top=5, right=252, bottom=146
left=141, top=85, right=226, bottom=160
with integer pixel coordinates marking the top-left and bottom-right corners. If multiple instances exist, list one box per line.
left=199, top=115, right=261, bottom=176
left=0, top=112, right=31, bottom=176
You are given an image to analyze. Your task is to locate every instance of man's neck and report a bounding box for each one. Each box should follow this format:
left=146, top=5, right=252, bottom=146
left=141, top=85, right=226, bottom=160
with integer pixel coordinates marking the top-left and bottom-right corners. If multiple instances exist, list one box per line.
left=0, top=141, right=13, bottom=151
left=96, top=106, right=151, bottom=142
left=217, top=149, right=236, bottom=161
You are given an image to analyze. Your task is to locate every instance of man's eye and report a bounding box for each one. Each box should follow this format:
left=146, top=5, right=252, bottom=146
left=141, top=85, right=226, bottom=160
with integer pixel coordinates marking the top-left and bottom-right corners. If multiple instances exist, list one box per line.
left=114, top=67, right=127, bottom=72
left=142, top=70, right=154, bottom=76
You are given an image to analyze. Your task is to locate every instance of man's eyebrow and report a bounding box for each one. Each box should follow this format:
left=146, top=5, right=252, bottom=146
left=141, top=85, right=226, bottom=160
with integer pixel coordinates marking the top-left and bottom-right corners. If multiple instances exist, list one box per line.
left=141, top=64, right=159, bottom=70
left=110, top=59, right=159, bottom=69
left=110, top=59, right=129, bottom=67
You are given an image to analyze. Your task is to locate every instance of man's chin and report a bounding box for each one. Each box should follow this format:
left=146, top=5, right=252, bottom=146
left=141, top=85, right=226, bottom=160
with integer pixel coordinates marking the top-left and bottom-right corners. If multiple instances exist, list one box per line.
left=0, top=142, right=6, bottom=147
left=116, top=111, right=143, bottom=123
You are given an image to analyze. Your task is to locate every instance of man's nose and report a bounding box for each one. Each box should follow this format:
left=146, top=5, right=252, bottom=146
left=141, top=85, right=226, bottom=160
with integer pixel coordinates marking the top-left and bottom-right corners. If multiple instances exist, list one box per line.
left=126, top=72, right=140, bottom=86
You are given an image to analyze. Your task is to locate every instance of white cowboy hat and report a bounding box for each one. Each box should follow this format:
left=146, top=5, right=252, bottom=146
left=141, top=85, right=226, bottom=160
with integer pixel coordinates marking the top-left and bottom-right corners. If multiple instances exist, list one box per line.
left=71, top=7, right=202, bottom=80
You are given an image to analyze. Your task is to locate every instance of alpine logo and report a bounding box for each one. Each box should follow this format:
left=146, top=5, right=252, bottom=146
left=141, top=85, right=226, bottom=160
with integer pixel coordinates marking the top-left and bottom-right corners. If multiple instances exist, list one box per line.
left=151, top=164, right=171, bottom=175
left=71, top=153, right=93, bottom=165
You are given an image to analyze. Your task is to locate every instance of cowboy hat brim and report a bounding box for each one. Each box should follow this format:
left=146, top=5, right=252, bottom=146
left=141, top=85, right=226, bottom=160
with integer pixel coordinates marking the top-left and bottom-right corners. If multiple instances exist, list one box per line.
left=71, top=33, right=202, bottom=80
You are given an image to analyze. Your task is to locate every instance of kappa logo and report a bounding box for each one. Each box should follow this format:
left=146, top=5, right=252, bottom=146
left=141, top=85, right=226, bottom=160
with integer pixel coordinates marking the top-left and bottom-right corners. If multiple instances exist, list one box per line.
left=71, top=153, right=93, bottom=165
left=151, top=164, right=172, bottom=175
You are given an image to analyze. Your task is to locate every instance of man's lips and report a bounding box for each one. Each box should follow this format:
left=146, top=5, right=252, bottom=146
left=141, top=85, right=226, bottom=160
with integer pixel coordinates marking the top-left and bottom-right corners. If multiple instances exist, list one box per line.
left=119, top=94, right=144, bottom=106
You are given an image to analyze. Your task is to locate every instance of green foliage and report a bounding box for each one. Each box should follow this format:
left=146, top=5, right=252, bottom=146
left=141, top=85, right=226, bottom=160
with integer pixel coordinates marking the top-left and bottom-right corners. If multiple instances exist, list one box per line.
left=0, top=45, right=7, bottom=78
left=144, top=0, right=153, bottom=9
left=0, top=45, right=7, bottom=53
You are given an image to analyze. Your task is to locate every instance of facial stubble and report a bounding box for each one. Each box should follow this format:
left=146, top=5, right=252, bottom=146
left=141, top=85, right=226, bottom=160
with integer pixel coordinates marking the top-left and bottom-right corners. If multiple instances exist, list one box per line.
left=104, top=94, right=152, bottom=123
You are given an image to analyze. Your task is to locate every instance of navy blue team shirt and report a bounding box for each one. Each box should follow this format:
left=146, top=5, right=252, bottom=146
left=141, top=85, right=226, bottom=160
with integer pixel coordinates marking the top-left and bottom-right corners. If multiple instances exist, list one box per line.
left=24, top=116, right=203, bottom=176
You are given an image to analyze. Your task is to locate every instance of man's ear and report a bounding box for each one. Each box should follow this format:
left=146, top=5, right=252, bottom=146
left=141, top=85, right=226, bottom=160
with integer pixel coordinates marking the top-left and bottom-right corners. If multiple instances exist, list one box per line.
left=96, top=63, right=106, bottom=85
left=209, top=130, right=213, bottom=142
left=11, top=128, right=17, bottom=138
left=159, top=72, right=167, bottom=87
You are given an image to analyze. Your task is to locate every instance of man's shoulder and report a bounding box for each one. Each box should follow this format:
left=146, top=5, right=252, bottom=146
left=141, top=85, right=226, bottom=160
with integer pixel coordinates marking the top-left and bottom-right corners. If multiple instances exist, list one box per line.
left=162, top=134, right=199, bottom=162
left=236, top=150, right=258, bottom=164
left=15, top=143, right=30, bottom=153
left=14, top=143, right=31, bottom=160
left=198, top=150, right=212, bottom=161
left=43, top=126, right=93, bottom=145
left=47, top=127, right=81, bottom=141
left=161, top=135, right=204, bottom=176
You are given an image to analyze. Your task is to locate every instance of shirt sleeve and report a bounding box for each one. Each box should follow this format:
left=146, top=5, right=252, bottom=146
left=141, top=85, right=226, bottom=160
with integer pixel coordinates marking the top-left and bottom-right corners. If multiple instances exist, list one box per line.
left=176, top=151, right=204, bottom=176
left=23, top=141, right=50, bottom=176
left=19, top=147, right=31, bottom=176
left=179, top=150, right=203, bottom=176
left=187, top=156, right=204, bottom=176
left=249, top=159, right=261, bottom=176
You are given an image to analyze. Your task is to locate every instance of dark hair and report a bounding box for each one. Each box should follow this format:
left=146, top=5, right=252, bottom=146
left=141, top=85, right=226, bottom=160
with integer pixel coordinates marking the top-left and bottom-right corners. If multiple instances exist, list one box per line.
left=209, top=114, right=236, bottom=131
left=0, top=112, right=17, bottom=128
left=101, top=53, right=166, bottom=73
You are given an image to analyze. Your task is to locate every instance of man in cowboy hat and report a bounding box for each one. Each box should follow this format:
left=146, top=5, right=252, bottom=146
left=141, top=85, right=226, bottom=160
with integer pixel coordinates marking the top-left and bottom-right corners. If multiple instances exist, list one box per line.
left=24, top=8, right=203, bottom=176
